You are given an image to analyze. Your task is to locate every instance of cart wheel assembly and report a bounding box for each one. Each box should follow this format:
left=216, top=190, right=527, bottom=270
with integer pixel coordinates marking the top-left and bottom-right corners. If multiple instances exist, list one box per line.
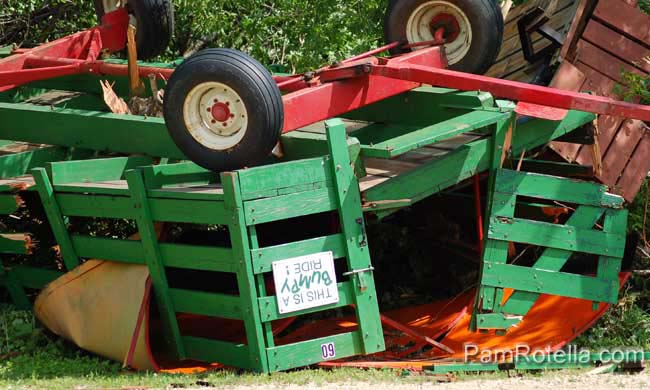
left=163, top=48, right=284, bottom=172
left=94, top=0, right=174, bottom=60
left=384, top=0, right=503, bottom=74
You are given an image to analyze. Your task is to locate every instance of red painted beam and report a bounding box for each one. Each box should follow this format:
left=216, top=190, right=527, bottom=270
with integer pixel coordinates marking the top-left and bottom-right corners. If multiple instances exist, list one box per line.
left=281, top=46, right=446, bottom=133
left=373, top=63, right=650, bottom=122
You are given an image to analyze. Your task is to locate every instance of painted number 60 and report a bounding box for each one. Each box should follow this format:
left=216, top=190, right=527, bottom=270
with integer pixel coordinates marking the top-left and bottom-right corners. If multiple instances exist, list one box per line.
left=321, top=342, right=336, bottom=360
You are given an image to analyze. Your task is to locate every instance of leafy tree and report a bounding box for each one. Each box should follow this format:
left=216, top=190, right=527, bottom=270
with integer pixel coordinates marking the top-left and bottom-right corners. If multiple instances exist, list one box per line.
left=1, top=0, right=387, bottom=72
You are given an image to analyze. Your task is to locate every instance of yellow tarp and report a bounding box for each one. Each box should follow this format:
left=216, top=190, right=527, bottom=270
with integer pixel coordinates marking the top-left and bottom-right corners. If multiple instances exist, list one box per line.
left=34, top=260, right=155, bottom=370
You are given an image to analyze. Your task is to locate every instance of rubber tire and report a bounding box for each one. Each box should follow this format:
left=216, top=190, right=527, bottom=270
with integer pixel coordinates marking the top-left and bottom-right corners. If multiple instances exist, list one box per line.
left=163, top=48, right=284, bottom=172
left=384, top=0, right=504, bottom=75
left=94, top=0, right=174, bottom=60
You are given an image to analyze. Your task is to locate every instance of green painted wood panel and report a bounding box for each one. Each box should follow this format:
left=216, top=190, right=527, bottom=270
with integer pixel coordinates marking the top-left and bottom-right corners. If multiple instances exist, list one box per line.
left=170, top=289, right=242, bottom=320
left=488, top=217, right=626, bottom=258
left=182, top=336, right=253, bottom=370
left=361, top=110, right=509, bottom=158
left=243, top=186, right=338, bottom=226
left=71, top=236, right=237, bottom=273
left=481, top=262, right=619, bottom=303
left=48, top=156, right=154, bottom=185
left=0, top=103, right=185, bottom=159
left=237, top=157, right=333, bottom=201
left=267, top=331, right=363, bottom=372
left=495, top=169, right=624, bottom=208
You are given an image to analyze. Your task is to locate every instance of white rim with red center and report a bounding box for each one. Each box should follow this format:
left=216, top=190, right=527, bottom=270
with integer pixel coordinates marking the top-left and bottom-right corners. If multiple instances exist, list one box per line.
left=102, top=0, right=125, bottom=13
left=182, top=82, right=249, bottom=151
left=405, top=0, right=472, bottom=65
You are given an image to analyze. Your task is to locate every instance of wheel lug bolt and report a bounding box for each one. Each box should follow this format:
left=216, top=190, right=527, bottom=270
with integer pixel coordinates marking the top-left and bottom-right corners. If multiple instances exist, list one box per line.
left=211, top=119, right=216, bottom=124
left=226, top=102, right=230, bottom=106
left=230, top=114, right=235, bottom=118
left=207, top=108, right=211, bottom=112
left=222, top=122, right=228, bottom=127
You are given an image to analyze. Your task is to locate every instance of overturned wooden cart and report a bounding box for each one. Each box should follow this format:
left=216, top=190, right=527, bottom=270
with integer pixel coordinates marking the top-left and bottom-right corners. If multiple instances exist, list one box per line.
left=0, top=1, right=647, bottom=373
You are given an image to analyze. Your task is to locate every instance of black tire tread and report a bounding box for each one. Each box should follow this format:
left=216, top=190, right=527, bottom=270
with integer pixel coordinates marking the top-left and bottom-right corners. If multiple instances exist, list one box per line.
left=164, top=49, right=284, bottom=171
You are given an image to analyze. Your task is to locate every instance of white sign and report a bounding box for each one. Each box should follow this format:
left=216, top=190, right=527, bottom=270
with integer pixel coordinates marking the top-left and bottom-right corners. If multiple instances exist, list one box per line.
left=272, top=251, right=339, bottom=314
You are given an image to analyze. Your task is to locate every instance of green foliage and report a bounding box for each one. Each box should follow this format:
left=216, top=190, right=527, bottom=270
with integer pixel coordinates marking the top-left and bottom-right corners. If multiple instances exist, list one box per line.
left=0, top=306, right=45, bottom=356
left=0, top=0, right=388, bottom=72
left=576, top=289, right=650, bottom=349
left=640, top=0, right=650, bottom=14
left=0, top=0, right=96, bottom=47
left=169, top=0, right=387, bottom=72
left=614, top=70, right=650, bottom=105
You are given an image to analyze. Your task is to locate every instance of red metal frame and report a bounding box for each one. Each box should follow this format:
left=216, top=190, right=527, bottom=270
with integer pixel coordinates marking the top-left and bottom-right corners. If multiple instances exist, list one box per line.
left=2, top=9, right=650, bottom=129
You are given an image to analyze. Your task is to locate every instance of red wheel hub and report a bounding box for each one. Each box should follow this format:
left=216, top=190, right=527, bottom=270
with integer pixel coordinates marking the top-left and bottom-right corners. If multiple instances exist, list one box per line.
left=210, top=102, right=231, bottom=122
left=430, top=13, right=461, bottom=43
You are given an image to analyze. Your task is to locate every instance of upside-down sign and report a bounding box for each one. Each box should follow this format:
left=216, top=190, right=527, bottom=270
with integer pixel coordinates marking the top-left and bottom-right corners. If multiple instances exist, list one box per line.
left=272, top=251, right=339, bottom=314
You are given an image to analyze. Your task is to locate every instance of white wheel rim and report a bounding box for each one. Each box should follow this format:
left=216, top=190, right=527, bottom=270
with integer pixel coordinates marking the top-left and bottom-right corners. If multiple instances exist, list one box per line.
left=183, top=82, right=249, bottom=151
left=102, top=0, right=124, bottom=13
left=405, top=1, right=472, bottom=65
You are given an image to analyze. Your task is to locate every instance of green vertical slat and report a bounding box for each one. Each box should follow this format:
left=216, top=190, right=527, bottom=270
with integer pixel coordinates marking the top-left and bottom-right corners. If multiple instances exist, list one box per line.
left=325, top=119, right=384, bottom=355
left=0, top=267, right=30, bottom=309
left=125, top=170, right=185, bottom=359
left=596, top=208, right=628, bottom=305
left=475, top=116, right=514, bottom=320
left=222, top=172, right=268, bottom=373
left=31, top=168, right=80, bottom=271
left=249, top=226, right=275, bottom=348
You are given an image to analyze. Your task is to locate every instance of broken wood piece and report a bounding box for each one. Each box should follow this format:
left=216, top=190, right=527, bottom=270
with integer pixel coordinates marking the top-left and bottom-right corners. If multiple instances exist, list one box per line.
left=127, top=24, right=146, bottom=98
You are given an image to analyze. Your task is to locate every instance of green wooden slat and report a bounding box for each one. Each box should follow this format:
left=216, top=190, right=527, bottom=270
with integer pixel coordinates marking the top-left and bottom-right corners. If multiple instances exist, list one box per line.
left=342, top=87, right=495, bottom=125
left=148, top=198, right=231, bottom=225
left=11, top=266, right=63, bottom=289
left=0, top=146, right=74, bottom=180
left=56, top=193, right=231, bottom=224
left=32, top=168, right=80, bottom=271
left=481, top=263, right=619, bottom=303
left=243, top=186, right=338, bottom=226
left=147, top=187, right=224, bottom=201
left=142, top=162, right=216, bottom=190
left=476, top=116, right=513, bottom=316
left=55, top=184, right=131, bottom=196
left=488, top=216, right=625, bottom=258
left=258, top=282, right=355, bottom=322
left=0, top=267, right=30, bottom=309
left=0, top=234, right=31, bottom=254
left=170, top=289, right=242, bottom=320
left=48, top=156, right=154, bottom=185
left=361, top=110, right=509, bottom=158
left=475, top=313, right=522, bottom=330
left=182, top=336, right=253, bottom=370
left=250, top=234, right=347, bottom=274
left=57, top=193, right=134, bottom=218
left=237, top=157, right=332, bottom=201
left=0, top=194, right=22, bottom=214
left=248, top=226, right=275, bottom=349
left=495, top=169, right=624, bottom=208
left=71, top=236, right=237, bottom=273
left=0, top=103, right=185, bottom=159
left=126, top=170, right=185, bottom=359
left=325, top=119, right=384, bottom=356
left=222, top=172, right=269, bottom=372
left=266, top=331, right=363, bottom=372
left=280, top=131, right=362, bottom=164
